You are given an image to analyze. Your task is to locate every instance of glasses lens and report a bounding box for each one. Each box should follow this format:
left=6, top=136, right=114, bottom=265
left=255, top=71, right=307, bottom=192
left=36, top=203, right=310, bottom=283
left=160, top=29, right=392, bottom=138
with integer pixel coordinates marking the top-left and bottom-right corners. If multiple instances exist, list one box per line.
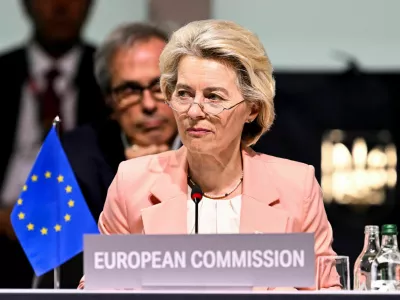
left=169, top=98, right=191, bottom=112
left=150, top=85, right=164, bottom=101
left=169, top=98, right=225, bottom=115
left=112, top=81, right=165, bottom=104
left=203, top=102, right=224, bottom=115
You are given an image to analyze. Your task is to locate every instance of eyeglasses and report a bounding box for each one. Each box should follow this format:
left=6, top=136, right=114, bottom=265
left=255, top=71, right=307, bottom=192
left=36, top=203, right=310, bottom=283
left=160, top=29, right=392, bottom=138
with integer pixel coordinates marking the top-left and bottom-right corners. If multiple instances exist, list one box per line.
left=110, top=79, right=164, bottom=105
left=166, top=97, right=245, bottom=116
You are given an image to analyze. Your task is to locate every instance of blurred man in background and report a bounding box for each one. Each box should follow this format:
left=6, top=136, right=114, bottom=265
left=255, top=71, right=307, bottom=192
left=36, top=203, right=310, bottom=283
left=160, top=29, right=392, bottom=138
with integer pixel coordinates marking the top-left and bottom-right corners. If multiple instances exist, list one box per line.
left=63, top=22, right=179, bottom=222
left=0, top=0, right=105, bottom=288
left=35, top=22, right=179, bottom=288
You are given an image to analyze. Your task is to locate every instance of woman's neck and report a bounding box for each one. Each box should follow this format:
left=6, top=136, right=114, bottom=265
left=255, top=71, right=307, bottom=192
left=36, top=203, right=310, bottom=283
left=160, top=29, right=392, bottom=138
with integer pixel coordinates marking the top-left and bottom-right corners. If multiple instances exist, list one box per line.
left=187, top=142, right=243, bottom=198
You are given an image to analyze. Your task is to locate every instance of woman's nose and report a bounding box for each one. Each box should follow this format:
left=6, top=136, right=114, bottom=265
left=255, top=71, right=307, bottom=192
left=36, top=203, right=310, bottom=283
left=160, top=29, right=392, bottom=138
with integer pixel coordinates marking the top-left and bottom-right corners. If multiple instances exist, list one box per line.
left=187, top=100, right=206, bottom=119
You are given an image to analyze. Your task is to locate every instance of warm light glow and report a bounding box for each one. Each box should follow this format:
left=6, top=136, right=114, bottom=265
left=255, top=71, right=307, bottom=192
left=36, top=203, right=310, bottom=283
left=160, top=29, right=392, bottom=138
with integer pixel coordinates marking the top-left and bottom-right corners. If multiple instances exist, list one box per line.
left=386, top=144, right=397, bottom=168
left=321, top=131, right=397, bottom=206
left=332, top=143, right=352, bottom=170
left=352, top=138, right=368, bottom=169
left=367, top=148, right=387, bottom=168
left=321, top=141, right=334, bottom=173
left=387, top=169, right=397, bottom=188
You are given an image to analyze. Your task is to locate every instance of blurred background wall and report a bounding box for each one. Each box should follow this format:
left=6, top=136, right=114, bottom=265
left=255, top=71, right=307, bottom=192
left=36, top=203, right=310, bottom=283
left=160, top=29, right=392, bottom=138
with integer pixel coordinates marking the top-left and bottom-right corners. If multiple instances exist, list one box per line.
left=0, top=0, right=147, bottom=49
left=213, top=0, right=400, bottom=70
left=2, top=0, right=400, bottom=70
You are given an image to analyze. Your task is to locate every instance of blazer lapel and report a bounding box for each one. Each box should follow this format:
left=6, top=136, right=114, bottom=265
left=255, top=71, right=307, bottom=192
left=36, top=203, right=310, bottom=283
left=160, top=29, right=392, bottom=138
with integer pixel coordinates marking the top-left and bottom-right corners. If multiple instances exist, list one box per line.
left=141, top=147, right=189, bottom=234
left=140, top=146, right=291, bottom=235
left=240, top=148, right=291, bottom=234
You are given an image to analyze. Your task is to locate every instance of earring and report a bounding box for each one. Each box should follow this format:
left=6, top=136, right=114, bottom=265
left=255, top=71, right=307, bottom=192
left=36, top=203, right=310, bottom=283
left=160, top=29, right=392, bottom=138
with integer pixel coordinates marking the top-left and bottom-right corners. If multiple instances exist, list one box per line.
left=247, top=119, right=252, bottom=123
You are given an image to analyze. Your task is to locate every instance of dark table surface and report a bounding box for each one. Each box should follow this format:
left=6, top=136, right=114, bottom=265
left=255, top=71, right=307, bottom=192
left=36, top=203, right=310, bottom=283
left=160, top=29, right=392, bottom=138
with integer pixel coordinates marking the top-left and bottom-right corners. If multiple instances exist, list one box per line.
left=0, top=290, right=400, bottom=300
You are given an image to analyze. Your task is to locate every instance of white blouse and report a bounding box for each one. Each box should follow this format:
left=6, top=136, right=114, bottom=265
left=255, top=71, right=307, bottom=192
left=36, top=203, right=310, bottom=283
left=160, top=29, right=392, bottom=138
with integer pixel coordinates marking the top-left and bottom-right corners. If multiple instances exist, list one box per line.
left=187, top=186, right=242, bottom=234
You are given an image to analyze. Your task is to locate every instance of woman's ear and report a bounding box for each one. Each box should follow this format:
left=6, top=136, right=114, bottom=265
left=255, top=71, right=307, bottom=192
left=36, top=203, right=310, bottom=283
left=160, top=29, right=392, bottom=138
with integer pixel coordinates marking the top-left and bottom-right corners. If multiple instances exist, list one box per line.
left=247, top=102, right=260, bottom=123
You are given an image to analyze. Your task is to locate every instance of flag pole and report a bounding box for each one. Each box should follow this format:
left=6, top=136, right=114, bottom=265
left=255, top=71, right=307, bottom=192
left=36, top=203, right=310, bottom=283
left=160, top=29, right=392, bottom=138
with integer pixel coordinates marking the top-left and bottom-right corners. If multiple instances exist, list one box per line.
left=52, top=116, right=61, bottom=290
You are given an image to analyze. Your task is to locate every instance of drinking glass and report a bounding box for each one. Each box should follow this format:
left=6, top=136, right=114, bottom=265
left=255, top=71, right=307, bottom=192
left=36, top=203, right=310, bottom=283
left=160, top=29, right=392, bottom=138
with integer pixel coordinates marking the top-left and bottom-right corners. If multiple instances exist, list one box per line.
left=316, top=255, right=350, bottom=290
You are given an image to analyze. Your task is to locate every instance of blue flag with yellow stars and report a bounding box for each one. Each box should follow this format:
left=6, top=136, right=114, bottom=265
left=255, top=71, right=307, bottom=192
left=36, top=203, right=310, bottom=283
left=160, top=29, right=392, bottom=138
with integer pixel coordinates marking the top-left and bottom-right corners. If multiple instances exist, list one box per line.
left=10, top=126, right=99, bottom=276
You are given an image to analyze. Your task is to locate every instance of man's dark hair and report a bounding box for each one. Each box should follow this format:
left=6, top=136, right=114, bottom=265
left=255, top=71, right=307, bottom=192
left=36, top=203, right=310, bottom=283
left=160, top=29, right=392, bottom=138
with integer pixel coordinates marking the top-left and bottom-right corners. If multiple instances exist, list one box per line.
left=94, top=22, right=173, bottom=97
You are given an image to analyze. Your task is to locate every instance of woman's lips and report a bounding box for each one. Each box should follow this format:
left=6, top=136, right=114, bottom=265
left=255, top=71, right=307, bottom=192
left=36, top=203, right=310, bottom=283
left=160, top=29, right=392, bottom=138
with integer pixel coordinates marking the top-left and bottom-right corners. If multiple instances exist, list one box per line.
left=186, top=127, right=212, bottom=136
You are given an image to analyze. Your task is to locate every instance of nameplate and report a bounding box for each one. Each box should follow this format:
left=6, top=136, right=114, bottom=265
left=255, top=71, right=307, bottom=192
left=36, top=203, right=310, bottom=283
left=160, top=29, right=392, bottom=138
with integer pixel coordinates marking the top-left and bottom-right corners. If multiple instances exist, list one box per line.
left=83, top=233, right=315, bottom=290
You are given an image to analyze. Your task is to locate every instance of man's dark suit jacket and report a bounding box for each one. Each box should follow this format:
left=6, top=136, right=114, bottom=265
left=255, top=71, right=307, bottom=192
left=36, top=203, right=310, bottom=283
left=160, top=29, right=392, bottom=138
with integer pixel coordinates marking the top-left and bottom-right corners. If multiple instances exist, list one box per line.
left=0, top=43, right=106, bottom=190
left=36, top=118, right=125, bottom=289
left=0, top=42, right=106, bottom=288
left=62, top=119, right=126, bottom=222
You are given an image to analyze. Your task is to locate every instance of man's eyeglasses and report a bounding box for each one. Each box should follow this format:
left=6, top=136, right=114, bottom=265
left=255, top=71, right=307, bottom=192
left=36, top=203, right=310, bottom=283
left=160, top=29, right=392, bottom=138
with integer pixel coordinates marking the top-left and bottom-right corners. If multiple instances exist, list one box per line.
left=166, top=97, right=245, bottom=116
left=110, top=78, right=164, bottom=105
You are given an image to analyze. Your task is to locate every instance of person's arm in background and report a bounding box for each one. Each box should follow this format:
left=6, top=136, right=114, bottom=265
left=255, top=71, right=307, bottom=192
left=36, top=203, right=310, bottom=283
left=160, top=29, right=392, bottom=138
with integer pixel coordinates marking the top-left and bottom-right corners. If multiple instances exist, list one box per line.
left=0, top=206, right=16, bottom=239
left=61, top=128, right=107, bottom=222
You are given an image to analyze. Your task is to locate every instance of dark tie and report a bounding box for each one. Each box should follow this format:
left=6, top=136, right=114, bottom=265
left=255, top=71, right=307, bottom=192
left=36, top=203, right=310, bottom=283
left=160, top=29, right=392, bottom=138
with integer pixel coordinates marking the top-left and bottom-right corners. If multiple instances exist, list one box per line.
left=40, top=68, right=62, bottom=135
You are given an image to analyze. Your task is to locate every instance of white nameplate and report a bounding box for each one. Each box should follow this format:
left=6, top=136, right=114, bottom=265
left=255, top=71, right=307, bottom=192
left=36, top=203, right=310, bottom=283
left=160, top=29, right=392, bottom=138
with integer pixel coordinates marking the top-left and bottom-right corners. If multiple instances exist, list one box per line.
left=84, top=233, right=315, bottom=290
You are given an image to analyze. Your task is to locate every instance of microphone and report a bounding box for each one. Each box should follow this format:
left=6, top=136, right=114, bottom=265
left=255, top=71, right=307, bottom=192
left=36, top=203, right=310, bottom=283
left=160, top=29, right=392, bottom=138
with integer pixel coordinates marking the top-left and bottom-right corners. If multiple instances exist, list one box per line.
left=190, top=185, right=203, bottom=234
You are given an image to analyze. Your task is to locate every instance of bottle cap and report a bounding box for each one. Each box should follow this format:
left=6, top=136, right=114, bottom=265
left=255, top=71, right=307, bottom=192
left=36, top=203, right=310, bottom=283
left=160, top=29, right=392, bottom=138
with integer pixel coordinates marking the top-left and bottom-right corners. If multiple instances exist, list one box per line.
left=365, top=225, right=379, bottom=234
left=382, top=224, right=398, bottom=235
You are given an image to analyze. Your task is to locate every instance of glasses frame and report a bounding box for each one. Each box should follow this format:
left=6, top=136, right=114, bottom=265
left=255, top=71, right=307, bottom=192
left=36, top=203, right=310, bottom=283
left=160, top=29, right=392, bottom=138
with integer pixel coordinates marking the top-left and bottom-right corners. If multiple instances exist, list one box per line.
left=165, top=99, right=246, bottom=116
left=110, top=81, right=164, bottom=105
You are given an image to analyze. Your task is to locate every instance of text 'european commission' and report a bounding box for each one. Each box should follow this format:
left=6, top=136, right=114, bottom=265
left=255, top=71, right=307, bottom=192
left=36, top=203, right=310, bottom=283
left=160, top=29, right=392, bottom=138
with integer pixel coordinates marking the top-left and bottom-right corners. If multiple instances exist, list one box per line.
left=94, top=250, right=305, bottom=270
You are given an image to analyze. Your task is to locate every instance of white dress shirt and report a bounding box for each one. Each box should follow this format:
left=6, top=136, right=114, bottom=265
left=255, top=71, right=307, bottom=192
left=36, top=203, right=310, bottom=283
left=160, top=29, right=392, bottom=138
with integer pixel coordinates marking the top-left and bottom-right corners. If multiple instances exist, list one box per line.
left=1, top=43, right=81, bottom=206
left=187, top=186, right=242, bottom=234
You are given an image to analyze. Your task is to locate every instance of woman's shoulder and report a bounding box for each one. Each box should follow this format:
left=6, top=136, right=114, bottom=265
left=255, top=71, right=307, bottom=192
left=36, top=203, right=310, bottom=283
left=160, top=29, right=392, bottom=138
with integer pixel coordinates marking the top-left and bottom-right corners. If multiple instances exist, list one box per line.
left=251, top=150, right=319, bottom=201
left=250, top=150, right=316, bottom=186
left=116, top=149, right=178, bottom=176
left=252, top=150, right=312, bottom=172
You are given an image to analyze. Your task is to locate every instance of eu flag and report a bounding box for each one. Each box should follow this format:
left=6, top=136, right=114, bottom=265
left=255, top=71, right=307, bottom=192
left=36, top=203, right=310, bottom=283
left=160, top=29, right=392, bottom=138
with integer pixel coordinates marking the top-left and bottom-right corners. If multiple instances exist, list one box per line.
left=10, top=126, right=99, bottom=276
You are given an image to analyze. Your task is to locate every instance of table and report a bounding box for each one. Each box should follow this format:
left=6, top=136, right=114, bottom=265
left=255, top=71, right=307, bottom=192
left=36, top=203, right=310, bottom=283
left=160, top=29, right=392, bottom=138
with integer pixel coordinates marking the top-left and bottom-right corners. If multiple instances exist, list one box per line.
left=1, top=290, right=400, bottom=300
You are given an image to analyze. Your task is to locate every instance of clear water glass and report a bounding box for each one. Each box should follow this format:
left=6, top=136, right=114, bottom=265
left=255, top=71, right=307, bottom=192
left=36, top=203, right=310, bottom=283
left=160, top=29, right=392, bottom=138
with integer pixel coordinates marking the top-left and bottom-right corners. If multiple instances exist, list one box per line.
left=316, top=255, right=350, bottom=290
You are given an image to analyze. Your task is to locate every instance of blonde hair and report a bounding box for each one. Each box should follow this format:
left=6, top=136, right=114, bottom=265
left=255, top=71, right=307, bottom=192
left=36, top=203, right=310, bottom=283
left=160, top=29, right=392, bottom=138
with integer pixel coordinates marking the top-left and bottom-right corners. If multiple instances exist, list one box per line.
left=159, top=19, right=276, bottom=146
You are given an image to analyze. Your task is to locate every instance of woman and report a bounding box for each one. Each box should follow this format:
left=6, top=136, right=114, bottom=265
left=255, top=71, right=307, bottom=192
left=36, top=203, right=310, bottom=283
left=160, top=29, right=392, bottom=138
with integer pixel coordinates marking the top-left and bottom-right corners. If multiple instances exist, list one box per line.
left=79, top=19, right=339, bottom=290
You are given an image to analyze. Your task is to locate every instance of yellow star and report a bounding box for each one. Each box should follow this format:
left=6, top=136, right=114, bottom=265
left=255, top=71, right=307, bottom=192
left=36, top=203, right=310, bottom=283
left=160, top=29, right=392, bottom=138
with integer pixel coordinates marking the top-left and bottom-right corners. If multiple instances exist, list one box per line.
left=31, top=174, right=38, bottom=182
left=17, top=198, right=23, bottom=205
left=64, top=214, right=71, bottom=222
left=68, top=200, right=74, bottom=207
left=18, top=212, right=25, bottom=220
left=57, top=175, right=64, bottom=183
left=22, top=185, right=27, bottom=192
left=65, top=185, right=72, bottom=193
left=40, top=227, right=48, bottom=235
left=27, top=223, right=34, bottom=231
left=45, top=171, right=51, bottom=179
left=54, top=224, right=62, bottom=232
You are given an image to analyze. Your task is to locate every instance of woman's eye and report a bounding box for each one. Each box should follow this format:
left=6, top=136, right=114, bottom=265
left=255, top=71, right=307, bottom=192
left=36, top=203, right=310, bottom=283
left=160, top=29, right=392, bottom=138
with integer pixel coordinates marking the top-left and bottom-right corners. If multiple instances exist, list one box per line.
left=177, top=90, right=190, bottom=97
left=207, top=94, right=223, bottom=101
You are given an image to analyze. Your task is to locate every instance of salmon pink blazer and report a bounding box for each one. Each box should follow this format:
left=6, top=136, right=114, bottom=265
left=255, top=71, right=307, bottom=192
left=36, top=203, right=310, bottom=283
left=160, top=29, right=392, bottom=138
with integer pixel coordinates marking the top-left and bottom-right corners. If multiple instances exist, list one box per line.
left=78, top=146, right=340, bottom=290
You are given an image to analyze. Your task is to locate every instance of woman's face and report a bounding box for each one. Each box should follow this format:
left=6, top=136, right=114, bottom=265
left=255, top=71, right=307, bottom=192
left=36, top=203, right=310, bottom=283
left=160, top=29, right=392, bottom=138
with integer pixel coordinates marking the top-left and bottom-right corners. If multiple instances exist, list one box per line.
left=170, top=56, right=258, bottom=154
